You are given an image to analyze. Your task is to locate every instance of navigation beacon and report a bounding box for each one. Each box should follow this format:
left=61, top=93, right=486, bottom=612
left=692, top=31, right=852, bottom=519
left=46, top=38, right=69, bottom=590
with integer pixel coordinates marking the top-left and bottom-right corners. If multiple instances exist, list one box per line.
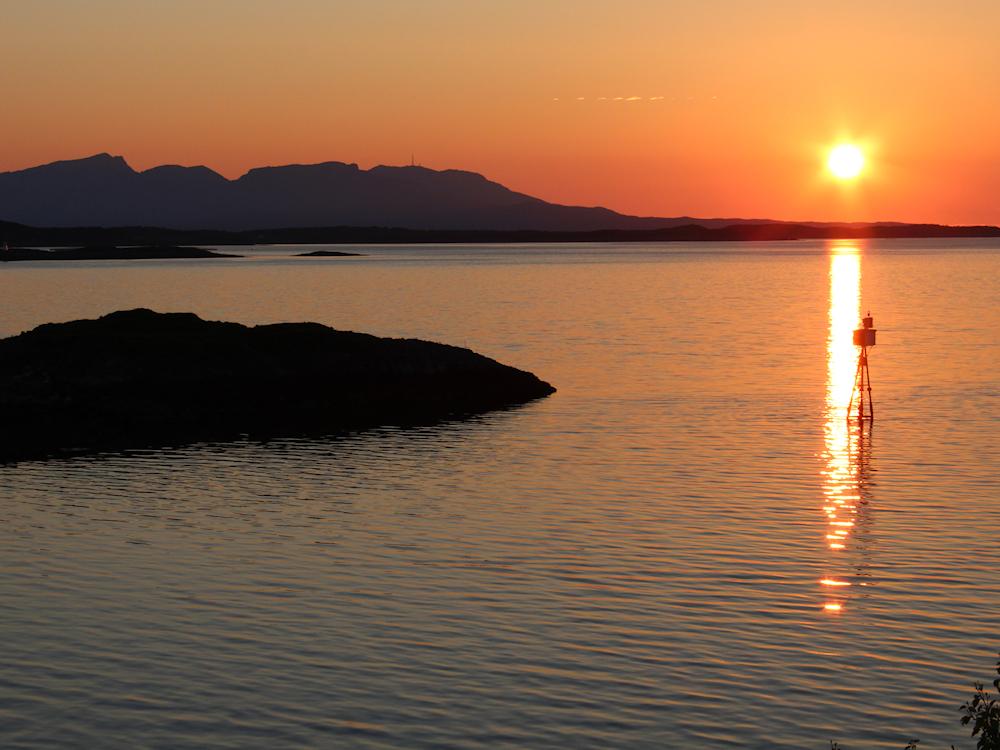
left=848, top=312, right=876, bottom=422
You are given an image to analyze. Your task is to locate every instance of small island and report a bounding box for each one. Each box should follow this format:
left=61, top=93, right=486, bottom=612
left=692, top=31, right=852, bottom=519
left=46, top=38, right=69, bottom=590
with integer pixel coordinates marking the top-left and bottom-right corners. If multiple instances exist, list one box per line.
left=295, top=249, right=364, bottom=257
left=0, top=309, right=555, bottom=462
left=1, top=246, right=241, bottom=262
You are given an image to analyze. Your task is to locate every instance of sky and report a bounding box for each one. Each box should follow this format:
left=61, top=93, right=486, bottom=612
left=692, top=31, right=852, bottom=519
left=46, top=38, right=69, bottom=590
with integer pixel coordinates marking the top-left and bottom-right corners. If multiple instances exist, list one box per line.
left=2, top=0, right=999, bottom=224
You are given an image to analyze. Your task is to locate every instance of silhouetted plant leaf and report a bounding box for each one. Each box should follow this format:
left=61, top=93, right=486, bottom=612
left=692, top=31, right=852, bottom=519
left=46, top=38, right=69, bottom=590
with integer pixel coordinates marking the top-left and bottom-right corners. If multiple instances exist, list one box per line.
left=956, top=654, right=1000, bottom=750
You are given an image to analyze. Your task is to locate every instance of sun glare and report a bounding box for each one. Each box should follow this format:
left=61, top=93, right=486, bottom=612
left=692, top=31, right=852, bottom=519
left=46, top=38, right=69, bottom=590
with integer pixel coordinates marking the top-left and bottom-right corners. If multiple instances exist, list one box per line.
left=827, top=144, right=865, bottom=180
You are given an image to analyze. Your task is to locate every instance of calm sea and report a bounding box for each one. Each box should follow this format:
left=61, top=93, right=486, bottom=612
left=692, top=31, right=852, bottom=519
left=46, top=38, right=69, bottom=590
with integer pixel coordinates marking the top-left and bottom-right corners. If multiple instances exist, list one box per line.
left=1, top=240, right=998, bottom=749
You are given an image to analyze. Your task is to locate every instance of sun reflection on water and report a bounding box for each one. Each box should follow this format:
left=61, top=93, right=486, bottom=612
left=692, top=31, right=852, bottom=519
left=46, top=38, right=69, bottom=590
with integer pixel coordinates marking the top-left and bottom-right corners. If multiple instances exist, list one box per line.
left=820, top=244, right=873, bottom=613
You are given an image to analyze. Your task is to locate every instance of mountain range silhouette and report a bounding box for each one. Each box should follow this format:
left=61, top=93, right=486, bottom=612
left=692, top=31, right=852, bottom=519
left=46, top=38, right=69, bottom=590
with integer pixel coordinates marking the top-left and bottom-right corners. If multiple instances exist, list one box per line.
left=0, top=153, right=692, bottom=231
left=3, top=154, right=998, bottom=238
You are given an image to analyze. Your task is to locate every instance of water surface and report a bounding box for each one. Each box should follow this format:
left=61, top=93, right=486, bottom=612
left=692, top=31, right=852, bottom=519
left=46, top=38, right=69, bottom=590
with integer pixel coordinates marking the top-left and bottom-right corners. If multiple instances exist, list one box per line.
left=1, top=239, right=998, bottom=748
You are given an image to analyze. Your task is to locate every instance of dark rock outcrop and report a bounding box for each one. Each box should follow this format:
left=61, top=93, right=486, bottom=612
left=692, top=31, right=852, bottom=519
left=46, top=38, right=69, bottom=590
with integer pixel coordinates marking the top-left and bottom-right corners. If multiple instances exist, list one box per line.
left=1, top=245, right=240, bottom=262
left=0, top=310, right=555, bottom=462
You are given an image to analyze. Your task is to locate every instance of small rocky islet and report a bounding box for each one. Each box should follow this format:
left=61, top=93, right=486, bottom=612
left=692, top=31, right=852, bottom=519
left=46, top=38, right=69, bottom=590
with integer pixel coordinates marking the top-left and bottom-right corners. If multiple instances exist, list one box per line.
left=294, top=249, right=364, bottom=257
left=0, top=309, right=555, bottom=462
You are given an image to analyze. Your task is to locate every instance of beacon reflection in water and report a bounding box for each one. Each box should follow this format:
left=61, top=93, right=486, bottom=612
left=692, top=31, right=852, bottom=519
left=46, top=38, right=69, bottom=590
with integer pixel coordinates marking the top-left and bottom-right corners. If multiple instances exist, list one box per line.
left=820, top=244, right=875, bottom=614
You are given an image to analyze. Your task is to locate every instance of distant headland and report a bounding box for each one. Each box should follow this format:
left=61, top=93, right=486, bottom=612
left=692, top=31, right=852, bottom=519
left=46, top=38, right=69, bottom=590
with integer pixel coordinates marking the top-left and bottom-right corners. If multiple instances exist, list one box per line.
left=0, top=245, right=240, bottom=262
left=2, top=153, right=999, bottom=240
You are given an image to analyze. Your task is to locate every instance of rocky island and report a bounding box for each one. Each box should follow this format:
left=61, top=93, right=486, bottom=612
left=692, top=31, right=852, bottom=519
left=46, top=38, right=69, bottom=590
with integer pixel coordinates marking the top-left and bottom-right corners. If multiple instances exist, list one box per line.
left=0, top=310, right=555, bottom=462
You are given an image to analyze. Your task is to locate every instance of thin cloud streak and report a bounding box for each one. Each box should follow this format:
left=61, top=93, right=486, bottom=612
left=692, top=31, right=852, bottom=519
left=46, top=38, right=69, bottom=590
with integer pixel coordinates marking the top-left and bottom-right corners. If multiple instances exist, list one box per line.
left=552, top=95, right=668, bottom=103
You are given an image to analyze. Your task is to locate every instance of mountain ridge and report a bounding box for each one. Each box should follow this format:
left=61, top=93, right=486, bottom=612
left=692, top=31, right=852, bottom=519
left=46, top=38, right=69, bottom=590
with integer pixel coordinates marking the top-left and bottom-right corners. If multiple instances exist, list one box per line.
left=2, top=154, right=999, bottom=235
left=1, top=153, right=669, bottom=231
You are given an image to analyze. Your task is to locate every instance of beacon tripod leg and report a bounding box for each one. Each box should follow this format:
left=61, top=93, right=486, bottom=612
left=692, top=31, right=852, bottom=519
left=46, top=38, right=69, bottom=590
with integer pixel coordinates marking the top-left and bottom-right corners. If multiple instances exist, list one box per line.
left=847, top=353, right=863, bottom=421
left=858, top=352, right=866, bottom=423
left=863, top=358, right=874, bottom=422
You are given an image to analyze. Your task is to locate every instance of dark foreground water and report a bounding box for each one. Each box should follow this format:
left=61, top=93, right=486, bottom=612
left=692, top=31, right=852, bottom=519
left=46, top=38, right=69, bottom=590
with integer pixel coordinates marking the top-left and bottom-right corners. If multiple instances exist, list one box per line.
left=1, top=240, right=998, bottom=748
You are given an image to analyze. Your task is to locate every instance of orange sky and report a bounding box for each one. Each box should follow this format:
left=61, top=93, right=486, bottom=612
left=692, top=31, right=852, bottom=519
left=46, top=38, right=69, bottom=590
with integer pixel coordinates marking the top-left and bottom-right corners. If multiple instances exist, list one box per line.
left=2, top=0, right=999, bottom=224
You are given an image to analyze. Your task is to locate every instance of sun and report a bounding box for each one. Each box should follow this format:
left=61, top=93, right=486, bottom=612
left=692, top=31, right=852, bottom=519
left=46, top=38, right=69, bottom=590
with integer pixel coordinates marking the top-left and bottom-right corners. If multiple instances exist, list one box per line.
left=827, top=144, right=865, bottom=180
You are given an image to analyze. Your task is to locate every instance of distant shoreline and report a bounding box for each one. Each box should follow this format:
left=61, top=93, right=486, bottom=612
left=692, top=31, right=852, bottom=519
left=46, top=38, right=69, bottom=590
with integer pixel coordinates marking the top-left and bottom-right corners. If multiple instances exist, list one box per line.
left=0, top=245, right=240, bottom=262
left=0, top=246, right=369, bottom=262
left=2, top=221, right=999, bottom=248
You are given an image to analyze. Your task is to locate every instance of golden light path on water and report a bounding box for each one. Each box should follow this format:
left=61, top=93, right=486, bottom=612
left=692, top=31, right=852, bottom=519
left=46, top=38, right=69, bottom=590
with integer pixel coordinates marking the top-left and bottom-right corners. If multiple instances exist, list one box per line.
left=821, top=245, right=863, bottom=613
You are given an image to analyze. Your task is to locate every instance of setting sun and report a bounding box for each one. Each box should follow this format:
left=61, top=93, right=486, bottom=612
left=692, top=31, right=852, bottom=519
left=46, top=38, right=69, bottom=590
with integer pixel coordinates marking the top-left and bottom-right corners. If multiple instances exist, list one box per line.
left=828, top=144, right=866, bottom=180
